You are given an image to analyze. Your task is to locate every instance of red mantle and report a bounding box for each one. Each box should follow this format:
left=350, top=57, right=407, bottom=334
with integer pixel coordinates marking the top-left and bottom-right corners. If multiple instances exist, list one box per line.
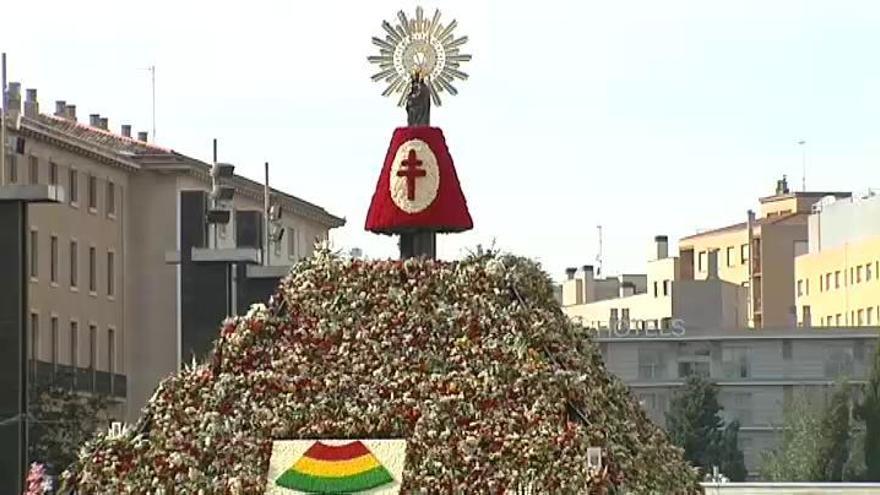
left=365, top=127, right=472, bottom=235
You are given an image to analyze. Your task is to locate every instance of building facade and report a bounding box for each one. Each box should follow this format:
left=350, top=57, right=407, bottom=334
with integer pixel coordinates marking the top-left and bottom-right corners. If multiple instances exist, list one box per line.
left=561, top=236, right=748, bottom=331
left=678, top=177, right=849, bottom=327
left=796, top=192, right=880, bottom=327
left=594, top=326, right=878, bottom=477
left=2, top=83, right=344, bottom=421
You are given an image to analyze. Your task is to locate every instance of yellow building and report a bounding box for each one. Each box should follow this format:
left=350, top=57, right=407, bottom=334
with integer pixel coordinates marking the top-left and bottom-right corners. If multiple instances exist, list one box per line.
left=678, top=177, right=849, bottom=328
left=796, top=193, right=880, bottom=327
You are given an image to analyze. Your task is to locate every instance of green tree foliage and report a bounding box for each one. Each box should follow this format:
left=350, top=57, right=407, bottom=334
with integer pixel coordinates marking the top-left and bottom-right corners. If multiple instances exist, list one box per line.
left=29, top=373, right=111, bottom=475
left=856, top=347, right=880, bottom=481
left=666, top=375, right=746, bottom=481
left=763, top=384, right=853, bottom=481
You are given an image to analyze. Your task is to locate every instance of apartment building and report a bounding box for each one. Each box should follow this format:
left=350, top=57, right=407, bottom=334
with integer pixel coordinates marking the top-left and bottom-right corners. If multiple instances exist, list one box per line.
left=594, top=325, right=879, bottom=477
left=2, top=83, right=344, bottom=421
left=679, top=177, right=849, bottom=327
left=796, top=192, right=880, bottom=327
left=561, top=236, right=748, bottom=331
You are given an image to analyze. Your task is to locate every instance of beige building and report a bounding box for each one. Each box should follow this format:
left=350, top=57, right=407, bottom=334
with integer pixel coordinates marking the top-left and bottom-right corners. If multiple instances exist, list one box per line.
left=3, top=83, right=344, bottom=421
left=561, top=236, right=748, bottom=332
left=796, top=192, right=880, bottom=327
left=679, top=177, right=849, bottom=328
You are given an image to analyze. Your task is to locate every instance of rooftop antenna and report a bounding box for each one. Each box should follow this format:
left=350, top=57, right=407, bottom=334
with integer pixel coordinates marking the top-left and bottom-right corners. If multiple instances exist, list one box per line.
left=798, top=140, right=806, bottom=191
left=596, top=225, right=603, bottom=277
left=141, top=65, right=156, bottom=141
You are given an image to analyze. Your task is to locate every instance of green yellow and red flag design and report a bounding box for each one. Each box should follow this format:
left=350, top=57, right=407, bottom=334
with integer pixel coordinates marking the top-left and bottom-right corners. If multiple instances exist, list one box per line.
left=275, top=440, right=394, bottom=493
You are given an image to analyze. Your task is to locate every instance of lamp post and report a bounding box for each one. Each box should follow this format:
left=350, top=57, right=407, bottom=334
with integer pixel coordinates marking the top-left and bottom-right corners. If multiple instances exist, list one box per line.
left=0, top=183, right=63, bottom=494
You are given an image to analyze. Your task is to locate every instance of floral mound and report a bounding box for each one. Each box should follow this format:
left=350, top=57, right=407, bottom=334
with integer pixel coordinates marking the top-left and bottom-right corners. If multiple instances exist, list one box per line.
left=64, top=250, right=701, bottom=493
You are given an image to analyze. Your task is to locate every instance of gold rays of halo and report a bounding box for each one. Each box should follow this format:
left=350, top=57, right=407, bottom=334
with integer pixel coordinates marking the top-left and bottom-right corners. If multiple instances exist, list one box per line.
left=368, top=6, right=472, bottom=107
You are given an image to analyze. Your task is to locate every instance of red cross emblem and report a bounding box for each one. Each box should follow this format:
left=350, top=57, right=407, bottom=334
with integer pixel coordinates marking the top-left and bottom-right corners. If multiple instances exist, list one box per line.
left=397, top=149, right=427, bottom=201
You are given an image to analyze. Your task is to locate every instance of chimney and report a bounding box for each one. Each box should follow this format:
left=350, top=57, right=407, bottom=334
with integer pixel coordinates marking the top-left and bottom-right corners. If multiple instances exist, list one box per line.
left=64, top=104, right=77, bottom=122
left=89, top=114, right=101, bottom=127
left=707, top=249, right=719, bottom=280
left=6, top=82, right=22, bottom=119
left=562, top=267, right=584, bottom=306
left=99, top=117, right=109, bottom=130
left=582, top=264, right=595, bottom=303
left=621, top=281, right=635, bottom=298
left=24, top=89, right=39, bottom=118
left=654, top=235, right=669, bottom=260
left=55, top=100, right=67, bottom=117
left=565, top=267, right=577, bottom=280
left=121, top=124, right=132, bottom=138
left=137, top=131, right=148, bottom=142
left=776, top=175, right=790, bottom=195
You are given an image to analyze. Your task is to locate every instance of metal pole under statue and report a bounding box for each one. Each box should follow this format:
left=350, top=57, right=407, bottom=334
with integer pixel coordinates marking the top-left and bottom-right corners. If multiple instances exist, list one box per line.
left=364, top=7, right=474, bottom=259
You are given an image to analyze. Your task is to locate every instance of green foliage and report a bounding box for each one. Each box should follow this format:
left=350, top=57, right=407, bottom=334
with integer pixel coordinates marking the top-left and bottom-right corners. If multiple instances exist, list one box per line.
left=763, top=383, right=854, bottom=481
left=666, top=375, right=746, bottom=481
left=29, top=373, right=112, bottom=475
left=856, top=346, right=880, bottom=481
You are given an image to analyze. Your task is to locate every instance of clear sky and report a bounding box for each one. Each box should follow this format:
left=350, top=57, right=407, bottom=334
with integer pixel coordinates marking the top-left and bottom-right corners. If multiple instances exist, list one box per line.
left=3, top=1, right=880, bottom=281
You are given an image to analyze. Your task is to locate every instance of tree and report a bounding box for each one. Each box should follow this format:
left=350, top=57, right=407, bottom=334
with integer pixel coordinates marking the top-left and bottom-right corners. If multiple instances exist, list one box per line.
left=29, top=372, right=111, bottom=476
left=856, top=346, right=880, bottom=480
left=763, top=383, right=854, bottom=481
left=666, top=375, right=746, bottom=481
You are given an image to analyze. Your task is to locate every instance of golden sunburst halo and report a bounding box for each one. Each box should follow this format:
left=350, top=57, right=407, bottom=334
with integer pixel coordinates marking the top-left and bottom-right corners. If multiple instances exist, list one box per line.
left=368, top=6, right=472, bottom=107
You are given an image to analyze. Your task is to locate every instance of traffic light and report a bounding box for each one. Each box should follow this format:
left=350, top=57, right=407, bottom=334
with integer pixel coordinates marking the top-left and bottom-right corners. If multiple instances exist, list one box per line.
left=207, top=162, right=235, bottom=224
left=268, top=203, right=285, bottom=243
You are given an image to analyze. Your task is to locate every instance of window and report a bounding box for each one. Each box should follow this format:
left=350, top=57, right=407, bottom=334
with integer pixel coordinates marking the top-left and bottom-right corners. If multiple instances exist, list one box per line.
left=836, top=314, right=842, bottom=326
left=867, top=263, right=873, bottom=282
left=653, top=281, right=658, bottom=297
left=726, top=392, right=753, bottom=425
left=858, top=309, right=864, bottom=326
left=825, top=346, right=855, bottom=378
left=857, top=266, right=863, bottom=283
left=782, top=340, right=792, bottom=359
left=69, top=240, right=78, bottom=287
left=49, top=162, right=58, bottom=186
left=850, top=267, right=855, bottom=285
left=88, top=246, right=96, bottom=293
left=88, top=325, right=97, bottom=371
left=835, top=271, right=841, bottom=289
left=819, top=275, right=824, bottom=292
left=69, top=168, right=79, bottom=205
left=698, top=251, right=706, bottom=272
left=50, top=317, right=58, bottom=368
left=740, top=244, right=749, bottom=264
left=107, top=328, right=116, bottom=375
left=677, top=343, right=711, bottom=378
left=868, top=307, right=875, bottom=326
left=826, top=273, right=832, bottom=291
left=721, top=346, right=750, bottom=378
left=50, top=236, right=58, bottom=283
left=621, top=308, right=631, bottom=329
left=29, top=229, right=38, bottom=278
left=70, top=321, right=78, bottom=368
left=803, top=305, right=812, bottom=326
left=28, top=155, right=39, bottom=184
left=107, top=251, right=115, bottom=297
left=638, top=348, right=666, bottom=379
left=106, top=181, right=115, bottom=216
left=609, top=308, right=619, bottom=328
left=797, top=280, right=803, bottom=297
left=288, top=228, right=297, bottom=258
left=87, top=175, right=97, bottom=210
left=806, top=279, right=810, bottom=295
left=30, top=313, right=39, bottom=364
left=663, top=280, right=670, bottom=296
left=5, top=153, right=17, bottom=183
left=726, top=246, right=734, bottom=267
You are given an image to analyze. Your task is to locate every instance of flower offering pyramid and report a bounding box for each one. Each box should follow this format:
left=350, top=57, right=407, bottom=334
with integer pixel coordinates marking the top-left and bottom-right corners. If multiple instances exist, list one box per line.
left=62, top=249, right=701, bottom=493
